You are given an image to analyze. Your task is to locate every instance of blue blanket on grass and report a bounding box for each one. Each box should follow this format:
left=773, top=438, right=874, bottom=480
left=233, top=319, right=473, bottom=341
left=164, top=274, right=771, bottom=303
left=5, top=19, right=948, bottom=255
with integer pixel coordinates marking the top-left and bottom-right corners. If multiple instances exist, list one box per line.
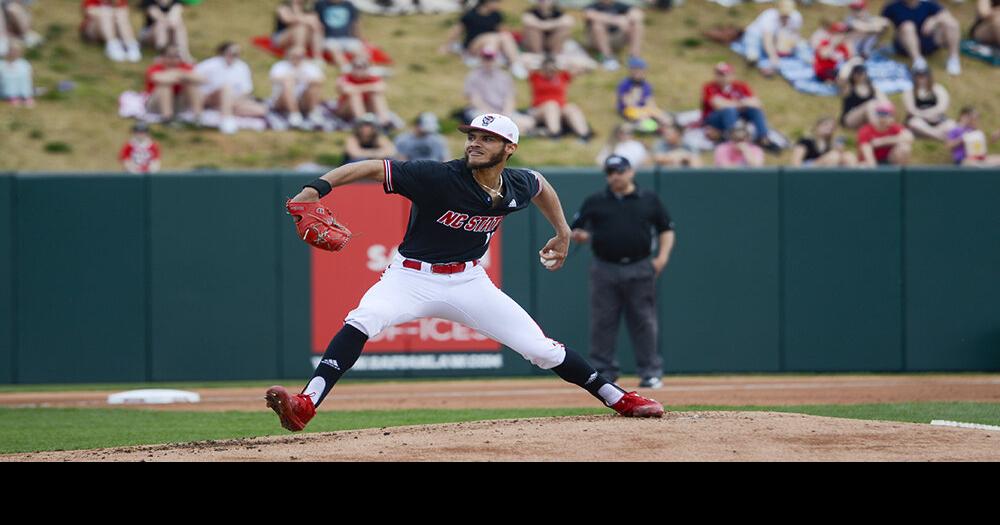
left=730, top=40, right=913, bottom=96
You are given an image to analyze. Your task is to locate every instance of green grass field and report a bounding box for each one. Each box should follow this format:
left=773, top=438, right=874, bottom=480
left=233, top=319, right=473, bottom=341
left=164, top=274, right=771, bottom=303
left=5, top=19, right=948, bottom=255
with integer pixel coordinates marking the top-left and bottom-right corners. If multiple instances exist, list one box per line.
left=2, top=402, right=997, bottom=455
left=2, top=1, right=996, bottom=171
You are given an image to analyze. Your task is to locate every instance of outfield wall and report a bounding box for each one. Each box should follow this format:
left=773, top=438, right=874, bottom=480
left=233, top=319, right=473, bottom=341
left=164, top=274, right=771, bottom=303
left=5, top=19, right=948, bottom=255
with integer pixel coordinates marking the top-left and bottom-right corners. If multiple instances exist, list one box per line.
left=0, top=167, right=997, bottom=383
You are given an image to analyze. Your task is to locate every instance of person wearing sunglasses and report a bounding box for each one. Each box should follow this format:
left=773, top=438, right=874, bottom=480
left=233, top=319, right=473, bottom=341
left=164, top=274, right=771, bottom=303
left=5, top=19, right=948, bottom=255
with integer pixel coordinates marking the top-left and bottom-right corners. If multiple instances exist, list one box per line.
left=570, top=155, right=675, bottom=390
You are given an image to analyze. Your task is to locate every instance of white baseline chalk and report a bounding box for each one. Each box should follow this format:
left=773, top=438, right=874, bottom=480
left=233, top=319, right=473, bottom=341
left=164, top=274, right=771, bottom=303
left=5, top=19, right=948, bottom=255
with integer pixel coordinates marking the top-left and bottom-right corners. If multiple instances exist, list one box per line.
left=930, top=420, right=1000, bottom=432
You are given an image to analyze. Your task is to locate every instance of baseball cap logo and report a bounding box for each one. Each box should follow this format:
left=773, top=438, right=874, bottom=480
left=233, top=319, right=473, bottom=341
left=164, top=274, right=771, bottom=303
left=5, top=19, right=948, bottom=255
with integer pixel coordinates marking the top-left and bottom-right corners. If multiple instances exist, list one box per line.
left=457, top=113, right=520, bottom=144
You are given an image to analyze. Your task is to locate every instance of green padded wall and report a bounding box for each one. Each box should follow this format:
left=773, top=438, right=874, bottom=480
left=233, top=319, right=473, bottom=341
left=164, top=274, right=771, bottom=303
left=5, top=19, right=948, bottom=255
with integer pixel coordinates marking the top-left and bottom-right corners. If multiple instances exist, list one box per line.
left=4, top=167, right=1000, bottom=384
left=148, top=173, right=280, bottom=380
left=782, top=169, right=903, bottom=371
left=0, top=175, right=13, bottom=382
left=904, top=168, right=1000, bottom=370
left=278, top=174, right=315, bottom=379
left=15, top=175, right=147, bottom=383
left=658, top=170, right=781, bottom=372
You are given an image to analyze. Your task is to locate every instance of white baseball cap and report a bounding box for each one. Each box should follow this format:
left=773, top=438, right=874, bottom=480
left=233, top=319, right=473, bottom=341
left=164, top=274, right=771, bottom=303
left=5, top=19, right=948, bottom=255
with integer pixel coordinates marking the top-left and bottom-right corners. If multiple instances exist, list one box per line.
left=458, top=113, right=519, bottom=144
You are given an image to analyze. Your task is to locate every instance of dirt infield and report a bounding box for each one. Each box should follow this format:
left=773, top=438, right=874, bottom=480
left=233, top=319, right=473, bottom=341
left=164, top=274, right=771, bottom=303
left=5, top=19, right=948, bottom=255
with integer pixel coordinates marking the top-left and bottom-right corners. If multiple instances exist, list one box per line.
left=2, top=374, right=998, bottom=411
left=4, top=375, right=999, bottom=461
left=7, top=412, right=999, bottom=462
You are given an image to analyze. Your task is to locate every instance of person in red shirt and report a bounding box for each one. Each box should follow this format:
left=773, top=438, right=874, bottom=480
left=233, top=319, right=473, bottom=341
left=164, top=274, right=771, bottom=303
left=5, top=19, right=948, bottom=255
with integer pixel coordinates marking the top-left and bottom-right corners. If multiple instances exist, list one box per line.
left=119, top=122, right=161, bottom=173
left=334, top=55, right=393, bottom=129
left=145, top=45, right=204, bottom=122
left=702, top=62, right=775, bottom=149
left=814, top=22, right=853, bottom=82
left=81, top=0, right=142, bottom=62
left=527, top=56, right=591, bottom=140
left=857, top=101, right=914, bottom=166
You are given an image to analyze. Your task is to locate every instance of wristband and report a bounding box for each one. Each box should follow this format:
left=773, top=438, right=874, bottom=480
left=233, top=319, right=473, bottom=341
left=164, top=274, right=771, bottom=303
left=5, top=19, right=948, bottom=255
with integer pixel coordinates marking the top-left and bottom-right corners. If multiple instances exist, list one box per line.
left=304, top=178, right=332, bottom=198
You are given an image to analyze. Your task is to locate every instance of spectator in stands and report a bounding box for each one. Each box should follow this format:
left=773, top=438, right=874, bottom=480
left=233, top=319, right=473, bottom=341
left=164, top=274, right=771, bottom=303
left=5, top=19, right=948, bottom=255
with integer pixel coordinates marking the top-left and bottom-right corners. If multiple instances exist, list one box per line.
left=702, top=62, right=775, bottom=150
left=269, top=45, right=326, bottom=129
left=946, top=106, right=1000, bottom=166
left=81, top=0, right=142, bottom=63
left=791, top=117, right=857, bottom=167
left=596, top=123, right=649, bottom=169
left=583, top=0, right=644, bottom=71
left=394, top=112, right=450, bottom=161
left=902, top=65, right=955, bottom=141
left=838, top=63, right=886, bottom=130
left=315, top=0, right=364, bottom=71
left=844, top=0, right=890, bottom=59
left=343, top=113, right=396, bottom=164
left=857, top=101, right=914, bottom=166
left=334, top=54, right=394, bottom=129
left=1, top=1, right=42, bottom=54
left=119, top=122, right=161, bottom=174
left=714, top=121, right=765, bottom=168
left=521, top=0, right=575, bottom=56
left=814, top=22, right=853, bottom=83
left=616, top=56, right=671, bottom=133
left=273, top=0, right=324, bottom=59
left=882, top=0, right=962, bottom=75
left=195, top=42, right=268, bottom=135
left=463, top=47, right=534, bottom=132
left=442, top=0, right=527, bottom=79
left=528, top=55, right=592, bottom=140
left=742, top=0, right=803, bottom=77
left=971, top=0, right=1000, bottom=49
left=0, top=39, right=32, bottom=107
left=146, top=45, right=205, bottom=122
left=652, top=123, right=702, bottom=168
left=140, top=0, right=192, bottom=62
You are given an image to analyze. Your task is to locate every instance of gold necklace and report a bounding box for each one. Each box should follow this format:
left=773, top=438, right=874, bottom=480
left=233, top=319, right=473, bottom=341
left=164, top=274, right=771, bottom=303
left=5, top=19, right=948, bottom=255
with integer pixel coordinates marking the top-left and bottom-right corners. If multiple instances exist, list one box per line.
left=477, top=176, right=503, bottom=198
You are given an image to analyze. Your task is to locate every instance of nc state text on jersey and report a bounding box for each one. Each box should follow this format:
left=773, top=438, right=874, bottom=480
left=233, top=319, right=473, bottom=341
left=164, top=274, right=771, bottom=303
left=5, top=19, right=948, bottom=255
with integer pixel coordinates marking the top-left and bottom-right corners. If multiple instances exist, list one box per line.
left=436, top=211, right=505, bottom=232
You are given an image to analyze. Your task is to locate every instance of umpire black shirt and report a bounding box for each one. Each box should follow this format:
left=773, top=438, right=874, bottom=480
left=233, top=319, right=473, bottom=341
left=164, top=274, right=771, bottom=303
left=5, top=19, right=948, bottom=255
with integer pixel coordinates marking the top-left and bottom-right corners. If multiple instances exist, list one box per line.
left=570, top=185, right=674, bottom=264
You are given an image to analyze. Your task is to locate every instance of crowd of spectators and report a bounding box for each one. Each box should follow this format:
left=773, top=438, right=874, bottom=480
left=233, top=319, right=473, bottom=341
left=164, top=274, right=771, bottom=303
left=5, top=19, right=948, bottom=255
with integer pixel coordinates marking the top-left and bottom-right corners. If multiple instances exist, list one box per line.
left=6, top=0, right=1000, bottom=171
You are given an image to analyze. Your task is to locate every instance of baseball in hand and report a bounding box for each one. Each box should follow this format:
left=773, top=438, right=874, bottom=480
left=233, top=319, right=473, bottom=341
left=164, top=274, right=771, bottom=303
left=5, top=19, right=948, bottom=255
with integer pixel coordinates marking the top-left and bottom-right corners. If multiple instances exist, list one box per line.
left=540, top=255, right=557, bottom=268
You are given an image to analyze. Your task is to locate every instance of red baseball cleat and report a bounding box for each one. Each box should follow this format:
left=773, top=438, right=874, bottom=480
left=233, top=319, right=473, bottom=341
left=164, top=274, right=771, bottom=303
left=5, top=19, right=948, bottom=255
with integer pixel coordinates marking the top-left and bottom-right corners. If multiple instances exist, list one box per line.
left=611, top=391, right=665, bottom=418
left=265, top=386, right=316, bottom=432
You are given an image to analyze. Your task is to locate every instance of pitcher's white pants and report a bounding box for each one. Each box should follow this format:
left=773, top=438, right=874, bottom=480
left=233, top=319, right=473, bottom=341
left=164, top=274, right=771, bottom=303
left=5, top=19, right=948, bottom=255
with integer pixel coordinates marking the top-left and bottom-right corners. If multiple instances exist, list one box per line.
left=345, top=253, right=567, bottom=369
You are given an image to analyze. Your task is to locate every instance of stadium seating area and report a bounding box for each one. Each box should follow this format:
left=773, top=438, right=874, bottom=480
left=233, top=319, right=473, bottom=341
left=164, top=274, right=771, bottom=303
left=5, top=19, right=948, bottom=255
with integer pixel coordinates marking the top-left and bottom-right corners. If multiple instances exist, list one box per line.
left=1, top=0, right=998, bottom=170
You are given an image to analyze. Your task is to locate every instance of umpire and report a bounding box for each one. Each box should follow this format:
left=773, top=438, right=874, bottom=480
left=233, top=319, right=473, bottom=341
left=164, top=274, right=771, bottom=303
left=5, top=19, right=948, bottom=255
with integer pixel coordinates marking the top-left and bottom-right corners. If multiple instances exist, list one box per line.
left=570, top=155, right=675, bottom=389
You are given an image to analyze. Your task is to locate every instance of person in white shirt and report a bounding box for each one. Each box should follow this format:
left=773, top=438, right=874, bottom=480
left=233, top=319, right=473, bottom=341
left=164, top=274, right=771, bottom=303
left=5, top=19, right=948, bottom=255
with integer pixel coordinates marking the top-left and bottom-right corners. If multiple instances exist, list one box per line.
left=596, top=123, right=649, bottom=169
left=195, top=42, right=267, bottom=134
left=269, top=45, right=326, bottom=130
left=743, top=0, right=803, bottom=76
left=0, top=40, right=33, bottom=106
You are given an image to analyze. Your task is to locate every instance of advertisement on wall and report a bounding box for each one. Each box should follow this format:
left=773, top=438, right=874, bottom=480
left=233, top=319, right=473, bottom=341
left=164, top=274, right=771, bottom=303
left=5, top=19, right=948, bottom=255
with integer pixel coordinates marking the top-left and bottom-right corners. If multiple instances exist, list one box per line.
left=311, top=183, right=504, bottom=372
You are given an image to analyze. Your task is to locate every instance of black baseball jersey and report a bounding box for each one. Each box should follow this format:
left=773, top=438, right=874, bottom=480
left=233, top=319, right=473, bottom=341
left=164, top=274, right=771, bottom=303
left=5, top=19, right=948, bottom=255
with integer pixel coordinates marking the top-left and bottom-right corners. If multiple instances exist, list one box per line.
left=382, top=159, right=542, bottom=264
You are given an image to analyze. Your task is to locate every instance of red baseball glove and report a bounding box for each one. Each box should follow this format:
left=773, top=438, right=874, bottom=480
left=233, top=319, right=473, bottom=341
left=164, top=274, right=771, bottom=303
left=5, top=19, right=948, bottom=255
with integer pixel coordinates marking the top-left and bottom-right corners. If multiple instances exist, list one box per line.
left=286, top=199, right=352, bottom=252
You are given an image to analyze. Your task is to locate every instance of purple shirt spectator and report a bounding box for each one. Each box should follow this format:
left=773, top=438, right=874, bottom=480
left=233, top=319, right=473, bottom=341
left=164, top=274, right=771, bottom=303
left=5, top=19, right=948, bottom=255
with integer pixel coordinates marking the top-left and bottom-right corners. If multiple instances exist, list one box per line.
left=615, top=77, right=652, bottom=116
left=947, top=125, right=974, bottom=164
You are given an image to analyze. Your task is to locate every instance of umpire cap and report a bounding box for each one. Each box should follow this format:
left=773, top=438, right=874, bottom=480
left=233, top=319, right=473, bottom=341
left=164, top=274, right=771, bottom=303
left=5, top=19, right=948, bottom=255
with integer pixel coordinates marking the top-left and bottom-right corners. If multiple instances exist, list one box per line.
left=604, top=155, right=631, bottom=173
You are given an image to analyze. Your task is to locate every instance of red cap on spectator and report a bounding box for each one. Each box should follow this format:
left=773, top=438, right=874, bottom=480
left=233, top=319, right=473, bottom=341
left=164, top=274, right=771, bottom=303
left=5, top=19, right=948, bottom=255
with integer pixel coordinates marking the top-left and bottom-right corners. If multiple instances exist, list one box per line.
left=849, top=0, right=866, bottom=9
left=715, top=62, right=734, bottom=74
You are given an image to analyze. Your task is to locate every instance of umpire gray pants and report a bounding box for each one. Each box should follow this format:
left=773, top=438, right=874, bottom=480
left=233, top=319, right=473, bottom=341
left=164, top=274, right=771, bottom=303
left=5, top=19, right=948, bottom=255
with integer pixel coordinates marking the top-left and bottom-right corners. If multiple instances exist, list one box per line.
left=588, top=257, right=662, bottom=381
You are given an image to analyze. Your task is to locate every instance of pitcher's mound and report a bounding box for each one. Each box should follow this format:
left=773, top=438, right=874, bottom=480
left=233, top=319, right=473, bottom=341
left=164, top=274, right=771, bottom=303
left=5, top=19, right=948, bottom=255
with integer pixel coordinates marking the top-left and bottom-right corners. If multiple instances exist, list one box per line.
left=10, top=412, right=999, bottom=461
